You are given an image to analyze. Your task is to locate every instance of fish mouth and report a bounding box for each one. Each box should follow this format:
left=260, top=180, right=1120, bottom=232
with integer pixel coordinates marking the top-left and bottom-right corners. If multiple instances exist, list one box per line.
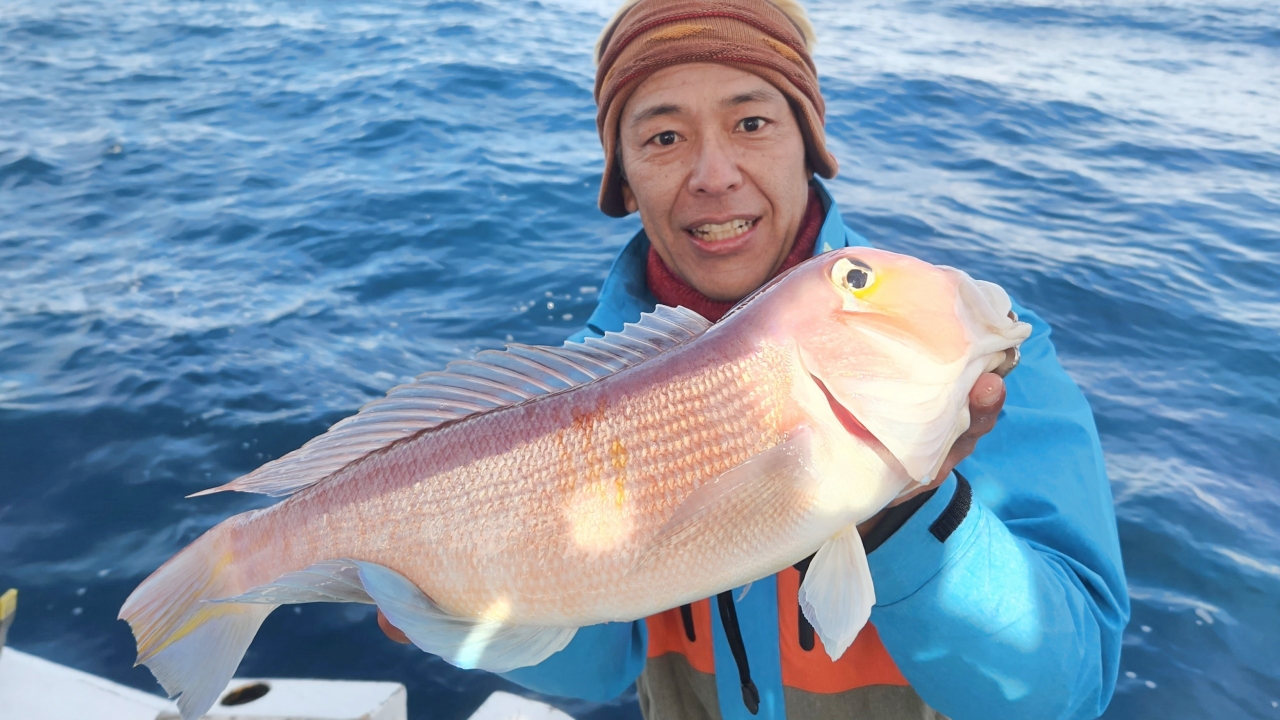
left=993, top=311, right=1021, bottom=377
left=809, top=373, right=912, bottom=481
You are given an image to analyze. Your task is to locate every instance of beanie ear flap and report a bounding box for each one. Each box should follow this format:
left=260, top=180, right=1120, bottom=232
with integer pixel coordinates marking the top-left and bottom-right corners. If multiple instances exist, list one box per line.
left=597, top=85, right=635, bottom=218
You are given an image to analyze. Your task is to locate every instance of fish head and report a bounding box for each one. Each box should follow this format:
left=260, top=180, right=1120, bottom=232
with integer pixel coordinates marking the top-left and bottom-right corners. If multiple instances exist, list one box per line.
left=743, top=247, right=1032, bottom=487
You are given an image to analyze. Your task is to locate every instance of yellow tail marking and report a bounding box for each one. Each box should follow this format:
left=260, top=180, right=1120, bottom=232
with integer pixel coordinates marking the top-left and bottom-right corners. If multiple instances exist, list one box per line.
left=132, top=550, right=238, bottom=662
left=137, top=603, right=246, bottom=662
left=1, top=588, right=16, bottom=620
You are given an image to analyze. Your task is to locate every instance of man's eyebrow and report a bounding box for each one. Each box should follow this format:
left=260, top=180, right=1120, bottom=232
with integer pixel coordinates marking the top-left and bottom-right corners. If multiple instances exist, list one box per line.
left=629, top=103, right=682, bottom=127
left=722, top=89, right=778, bottom=107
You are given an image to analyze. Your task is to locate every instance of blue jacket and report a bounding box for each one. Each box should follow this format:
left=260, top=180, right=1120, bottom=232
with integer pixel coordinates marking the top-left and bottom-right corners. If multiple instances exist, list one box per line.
left=504, top=181, right=1129, bottom=720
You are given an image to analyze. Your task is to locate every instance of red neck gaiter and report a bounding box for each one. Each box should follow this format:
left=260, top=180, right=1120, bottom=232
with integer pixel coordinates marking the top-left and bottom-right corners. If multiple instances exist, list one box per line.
left=646, top=187, right=824, bottom=322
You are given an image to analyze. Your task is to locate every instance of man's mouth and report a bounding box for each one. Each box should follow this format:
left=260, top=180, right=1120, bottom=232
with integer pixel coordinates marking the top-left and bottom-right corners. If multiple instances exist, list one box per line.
left=687, top=217, right=759, bottom=243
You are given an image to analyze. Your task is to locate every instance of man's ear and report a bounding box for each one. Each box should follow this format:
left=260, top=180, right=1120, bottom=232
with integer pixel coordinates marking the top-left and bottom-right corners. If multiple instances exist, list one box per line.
left=621, top=178, right=639, bottom=214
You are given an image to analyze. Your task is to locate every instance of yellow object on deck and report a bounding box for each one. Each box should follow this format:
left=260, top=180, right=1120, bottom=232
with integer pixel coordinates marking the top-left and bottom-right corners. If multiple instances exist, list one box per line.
left=0, top=588, right=16, bottom=652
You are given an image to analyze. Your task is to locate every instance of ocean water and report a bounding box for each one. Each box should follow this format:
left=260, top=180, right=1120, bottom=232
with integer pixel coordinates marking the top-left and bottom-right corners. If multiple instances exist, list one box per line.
left=1, top=0, right=1277, bottom=718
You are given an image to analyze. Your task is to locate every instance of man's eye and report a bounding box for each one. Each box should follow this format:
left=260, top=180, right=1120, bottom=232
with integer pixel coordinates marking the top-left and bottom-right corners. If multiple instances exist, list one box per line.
left=740, top=117, right=767, bottom=132
left=652, top=131, right=678, bottom=146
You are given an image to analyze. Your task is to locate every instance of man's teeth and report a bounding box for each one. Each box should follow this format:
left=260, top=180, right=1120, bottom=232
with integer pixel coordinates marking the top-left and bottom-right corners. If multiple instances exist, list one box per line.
left=691, top=218, right=755, bottom=243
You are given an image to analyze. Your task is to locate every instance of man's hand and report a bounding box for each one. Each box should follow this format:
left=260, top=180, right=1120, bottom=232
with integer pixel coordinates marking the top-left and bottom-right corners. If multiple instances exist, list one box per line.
left=908, top=371, right=1005, bottom=502
left=378, top=609, right=411, bottom=644
left=857, top=372, right=1005, bottom=535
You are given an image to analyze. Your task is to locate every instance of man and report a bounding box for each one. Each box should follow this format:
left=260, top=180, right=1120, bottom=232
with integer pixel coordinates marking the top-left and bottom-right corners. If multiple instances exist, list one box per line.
left=380, top=1, right=1128, bottom=718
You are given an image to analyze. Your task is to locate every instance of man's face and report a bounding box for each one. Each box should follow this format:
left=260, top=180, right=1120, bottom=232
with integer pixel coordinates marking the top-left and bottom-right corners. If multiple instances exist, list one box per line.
left=619, top=63, right=812, bottom=302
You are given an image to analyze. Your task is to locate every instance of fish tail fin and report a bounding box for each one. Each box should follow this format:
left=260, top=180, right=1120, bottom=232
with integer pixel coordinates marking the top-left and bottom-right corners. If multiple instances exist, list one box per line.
left=118, top=525, right=274, bottom=720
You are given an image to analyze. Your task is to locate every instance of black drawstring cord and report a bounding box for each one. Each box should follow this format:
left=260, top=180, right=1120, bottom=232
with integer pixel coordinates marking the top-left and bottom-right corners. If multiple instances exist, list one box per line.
left=793, top=555, right=817, bottom=651
left=716, top=590, right=760, bottom=714
left=679, top=603, right=696, bottom=642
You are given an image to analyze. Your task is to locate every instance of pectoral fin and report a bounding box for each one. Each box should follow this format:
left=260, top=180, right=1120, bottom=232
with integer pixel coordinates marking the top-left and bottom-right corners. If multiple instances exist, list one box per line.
left=798, top=527, right=875, bottom=661
left=635, top=428, right=818, bottom=571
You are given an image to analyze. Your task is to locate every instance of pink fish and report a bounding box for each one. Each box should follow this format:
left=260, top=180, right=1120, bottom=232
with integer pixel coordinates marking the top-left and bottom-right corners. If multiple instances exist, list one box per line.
left=120, top=248, right=1030, bottom=719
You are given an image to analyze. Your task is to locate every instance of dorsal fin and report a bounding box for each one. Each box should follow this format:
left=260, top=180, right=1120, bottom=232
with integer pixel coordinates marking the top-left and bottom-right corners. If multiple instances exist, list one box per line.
left=189, top=305, right=711, bottom=498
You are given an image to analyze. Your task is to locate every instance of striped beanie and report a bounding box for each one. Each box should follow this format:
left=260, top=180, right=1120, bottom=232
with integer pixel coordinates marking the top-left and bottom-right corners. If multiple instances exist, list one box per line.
left=593, top=0, right=838, bottom=217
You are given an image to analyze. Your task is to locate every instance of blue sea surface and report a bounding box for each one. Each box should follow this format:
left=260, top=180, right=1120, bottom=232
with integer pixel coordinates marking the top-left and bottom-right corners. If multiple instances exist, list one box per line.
left=1, top=0, right=1278, bottom=718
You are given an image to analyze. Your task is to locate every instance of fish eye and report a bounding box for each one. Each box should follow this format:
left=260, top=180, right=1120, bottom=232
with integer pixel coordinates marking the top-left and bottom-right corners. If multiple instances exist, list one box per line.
left=846, top=267, right=871, bottom=290
left=831, top=258, right=876, bottom=294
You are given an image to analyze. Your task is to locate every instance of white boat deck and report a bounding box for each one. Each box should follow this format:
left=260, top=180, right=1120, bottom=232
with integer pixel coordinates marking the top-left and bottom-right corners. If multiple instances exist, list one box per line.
left=0, top=649, right=174, bottom=720
left=0, top=647, right=571, bottom=720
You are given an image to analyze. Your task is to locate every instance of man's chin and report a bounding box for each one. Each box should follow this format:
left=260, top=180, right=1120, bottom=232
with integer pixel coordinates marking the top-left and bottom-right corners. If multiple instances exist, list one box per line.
left=684, top=265, right=773, bottom=303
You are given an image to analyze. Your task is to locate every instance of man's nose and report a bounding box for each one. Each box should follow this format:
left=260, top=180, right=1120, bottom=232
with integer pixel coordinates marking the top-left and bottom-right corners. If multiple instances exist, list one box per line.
left=686, top=132, right=742, bottom=196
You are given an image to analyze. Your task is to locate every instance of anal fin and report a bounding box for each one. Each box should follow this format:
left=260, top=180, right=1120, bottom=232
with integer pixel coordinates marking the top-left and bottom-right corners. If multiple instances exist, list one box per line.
left=216, top=559, right=575, bottom=674
left=354, top=561, right=576, bottom=673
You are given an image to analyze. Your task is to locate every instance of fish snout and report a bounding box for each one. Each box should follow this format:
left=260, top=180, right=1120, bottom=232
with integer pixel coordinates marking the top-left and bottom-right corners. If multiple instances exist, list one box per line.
left=954, top=275, right=1032, bottom=377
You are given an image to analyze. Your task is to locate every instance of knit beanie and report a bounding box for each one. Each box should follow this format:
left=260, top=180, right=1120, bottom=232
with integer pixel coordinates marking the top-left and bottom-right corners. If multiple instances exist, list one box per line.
left=593, top=0, right=838, bottom=217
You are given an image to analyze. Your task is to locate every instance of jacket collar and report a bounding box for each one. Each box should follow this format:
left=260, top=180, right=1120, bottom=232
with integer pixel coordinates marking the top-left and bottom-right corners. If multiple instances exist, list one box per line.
left=583, top=179, right=869, bottom=337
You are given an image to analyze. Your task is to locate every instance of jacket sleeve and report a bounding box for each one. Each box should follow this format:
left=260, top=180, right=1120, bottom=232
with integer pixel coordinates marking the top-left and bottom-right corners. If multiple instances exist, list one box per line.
left=499, top=621, right=647, bottom=701
left=866, top=303, right=1130, bottom=720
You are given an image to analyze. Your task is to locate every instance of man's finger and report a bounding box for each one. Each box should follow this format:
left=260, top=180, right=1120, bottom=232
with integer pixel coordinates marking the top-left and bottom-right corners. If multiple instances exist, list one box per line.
left=931, top=375, right=1006, bottom=486
left=972, top=373, right=1005, bottom=411
left=966, top=374, right=1005, bottom=434
left=378, top=609, right=411, bottom=644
